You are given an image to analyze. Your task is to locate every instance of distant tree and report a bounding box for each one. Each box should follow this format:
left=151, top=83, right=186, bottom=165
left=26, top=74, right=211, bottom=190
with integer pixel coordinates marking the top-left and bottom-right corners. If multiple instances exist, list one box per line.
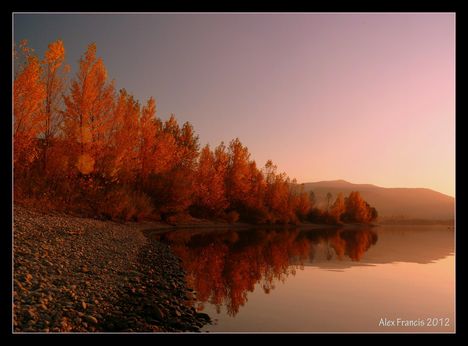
left=263, top=160, right=291, bottom=223
left=309, top=191, right=316, bottom=207
left=369, top=205, right=378, bottom=222
left=326, top=192, right=333, bottom=212
left=295, top=187, right=311, bottom=221
left=329, top=193, right=345, bottom=224
left=343, top=191, right=373, bottom=223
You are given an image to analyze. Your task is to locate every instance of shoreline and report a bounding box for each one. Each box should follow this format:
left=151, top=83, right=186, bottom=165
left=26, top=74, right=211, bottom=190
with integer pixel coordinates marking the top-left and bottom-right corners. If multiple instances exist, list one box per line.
left=15, top=202, right=452, bottom=233
left=13, top=206, right=210, bottom=332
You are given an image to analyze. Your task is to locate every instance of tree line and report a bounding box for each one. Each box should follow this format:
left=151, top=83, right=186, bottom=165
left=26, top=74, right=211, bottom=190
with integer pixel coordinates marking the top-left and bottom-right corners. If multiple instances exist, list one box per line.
left=13, top=40, right=377, bottom=224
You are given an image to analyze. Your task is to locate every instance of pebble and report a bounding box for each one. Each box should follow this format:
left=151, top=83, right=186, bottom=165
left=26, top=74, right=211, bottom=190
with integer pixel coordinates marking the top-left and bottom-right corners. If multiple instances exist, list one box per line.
left=85, top=315, right=98, bottom=324
left=13, top=205, right=211, bottom=332
left=152, top=307, right=165, bottom=320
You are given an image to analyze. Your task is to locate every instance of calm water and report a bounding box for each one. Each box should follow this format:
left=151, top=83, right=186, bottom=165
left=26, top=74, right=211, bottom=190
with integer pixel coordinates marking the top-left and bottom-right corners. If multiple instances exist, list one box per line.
left=155, top=225, right=455, bottom=332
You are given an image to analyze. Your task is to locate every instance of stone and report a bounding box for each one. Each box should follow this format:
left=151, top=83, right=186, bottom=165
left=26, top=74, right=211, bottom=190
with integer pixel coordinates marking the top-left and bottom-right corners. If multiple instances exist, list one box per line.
left=152, top=306, right=165, bottom=320
left=85, top=315, right=98, bottom=324
left=196, top=312, right=211, bottom=321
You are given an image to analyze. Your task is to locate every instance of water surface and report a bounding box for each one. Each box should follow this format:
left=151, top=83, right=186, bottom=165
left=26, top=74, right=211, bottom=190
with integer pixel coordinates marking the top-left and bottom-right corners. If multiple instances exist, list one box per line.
left=155, top=225, right=454, bottom=332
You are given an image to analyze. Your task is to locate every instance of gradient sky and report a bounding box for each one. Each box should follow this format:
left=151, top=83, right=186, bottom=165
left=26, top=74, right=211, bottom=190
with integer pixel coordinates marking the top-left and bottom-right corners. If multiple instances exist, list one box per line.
left=14, top=13, right=455, bottom=196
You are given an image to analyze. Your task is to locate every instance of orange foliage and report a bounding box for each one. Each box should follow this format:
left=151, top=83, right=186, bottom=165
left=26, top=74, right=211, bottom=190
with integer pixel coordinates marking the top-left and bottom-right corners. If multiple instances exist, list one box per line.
left=193, top=145, right=229, bottom=217
left=62, top=43, right=115, bottom=177
left=138, top=97, right=158, bottom=182
left=330, top=192, right=345, bottom=223
left=42, top=40, right=68, bottom=175
left=343, top=191, right=377, bottom=223
left=111, top=89, right=140, bottom=183
left=13, top=39, right=377, bottom=223
left=14, top=46, right=46, bottom=172
left=226, top=138, right=252, bottom=208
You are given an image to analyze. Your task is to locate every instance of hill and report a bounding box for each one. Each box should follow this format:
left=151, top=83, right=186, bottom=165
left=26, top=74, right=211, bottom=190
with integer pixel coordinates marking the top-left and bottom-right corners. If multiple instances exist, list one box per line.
left=302, top=180, right=454, bottom=221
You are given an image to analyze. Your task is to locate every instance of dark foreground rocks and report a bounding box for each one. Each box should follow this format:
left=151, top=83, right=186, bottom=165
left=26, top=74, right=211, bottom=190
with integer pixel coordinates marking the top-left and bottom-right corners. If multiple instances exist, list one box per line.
left=13, top=206, right=211, bottom=332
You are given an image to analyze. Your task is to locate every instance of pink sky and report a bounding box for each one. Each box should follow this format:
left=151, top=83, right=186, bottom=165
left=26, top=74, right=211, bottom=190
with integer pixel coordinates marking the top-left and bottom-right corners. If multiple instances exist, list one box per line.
left=15, top=13, right=455, bottom=196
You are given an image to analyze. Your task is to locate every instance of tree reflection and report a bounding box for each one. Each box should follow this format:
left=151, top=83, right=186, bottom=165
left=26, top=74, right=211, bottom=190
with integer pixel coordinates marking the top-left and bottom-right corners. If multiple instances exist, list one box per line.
left=157, top=228, right=377, bottom=316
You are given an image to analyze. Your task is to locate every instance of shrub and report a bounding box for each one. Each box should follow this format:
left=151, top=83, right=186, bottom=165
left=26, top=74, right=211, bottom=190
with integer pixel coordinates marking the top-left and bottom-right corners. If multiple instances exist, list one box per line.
left=98, top=187, right=153, bottom=221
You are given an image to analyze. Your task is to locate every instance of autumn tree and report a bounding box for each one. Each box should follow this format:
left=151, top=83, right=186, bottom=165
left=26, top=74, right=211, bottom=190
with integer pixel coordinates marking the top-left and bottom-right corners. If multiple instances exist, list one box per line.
left=326, top=192, right=333, bottom=212
left=368, top=205, right=378, bottom=222
left=263, top=160, right=296, bottom=223
left=41, top=40, right=69, bottom=174
left=13, top=40, right=46, bottom=186
left=62, top=43, right=115, bottom=178
left=151, top=117, right=178, bottom=174
left=111, top=89, right=140, bottom=184
left=329, top=192, right=345, bottom=223
left=213, top=142, right=230, bottom=194
left=213, top=142, right=234, bottom=220
left=168, top=120, right=200, bottom=215
left=295, top=185, right=311, bottom=221
left=244, top=160, right=268, bottom=223
left=138, top=97, right=158, bottom=187
left=95, top=91, right=155, bottom=222
left=306, top=191, right=327, bottom=223
left=178, top=121, right=200, bottom=169
left=149, top=116, right=200, bottom=218
left=142, top=115, right=178, bottom=216
left=309, top=191, right=316, bottom=207
left=226, top=138, right=253, bottom=213
left=192, top=145, right=229, bottom=217
left=343, top=191, right=375, bottom=223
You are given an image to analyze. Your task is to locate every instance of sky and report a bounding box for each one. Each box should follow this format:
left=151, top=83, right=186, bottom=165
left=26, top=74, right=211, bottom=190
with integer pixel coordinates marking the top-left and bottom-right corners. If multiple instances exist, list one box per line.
left=13, top=13, right=455, bottom=197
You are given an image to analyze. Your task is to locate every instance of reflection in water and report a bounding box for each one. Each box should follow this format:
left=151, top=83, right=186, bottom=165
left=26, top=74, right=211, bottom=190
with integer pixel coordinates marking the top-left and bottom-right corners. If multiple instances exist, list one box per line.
left=156, top=228, right=377, bottom=316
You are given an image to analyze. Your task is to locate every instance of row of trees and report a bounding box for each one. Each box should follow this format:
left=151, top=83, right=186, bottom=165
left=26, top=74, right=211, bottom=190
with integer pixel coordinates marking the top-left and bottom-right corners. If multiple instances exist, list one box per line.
left=307, top=191, right=378, bottom=224
left=13, top=39, right=377, bottom=224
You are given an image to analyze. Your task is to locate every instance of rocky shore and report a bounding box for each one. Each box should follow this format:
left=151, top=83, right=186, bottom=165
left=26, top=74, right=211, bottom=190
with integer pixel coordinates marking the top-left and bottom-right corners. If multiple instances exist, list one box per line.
left=13, top=206, right=211, bottom=332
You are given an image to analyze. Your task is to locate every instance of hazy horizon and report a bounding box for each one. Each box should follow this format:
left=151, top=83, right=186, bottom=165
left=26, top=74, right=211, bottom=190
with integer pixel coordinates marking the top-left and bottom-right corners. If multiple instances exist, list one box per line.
left=14, top=13, right=455, bottom=197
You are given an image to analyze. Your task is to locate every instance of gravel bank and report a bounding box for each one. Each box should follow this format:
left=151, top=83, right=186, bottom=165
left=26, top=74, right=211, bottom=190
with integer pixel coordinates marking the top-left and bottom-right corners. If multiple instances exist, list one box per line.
left=13, top=206, right=211, bottom=332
